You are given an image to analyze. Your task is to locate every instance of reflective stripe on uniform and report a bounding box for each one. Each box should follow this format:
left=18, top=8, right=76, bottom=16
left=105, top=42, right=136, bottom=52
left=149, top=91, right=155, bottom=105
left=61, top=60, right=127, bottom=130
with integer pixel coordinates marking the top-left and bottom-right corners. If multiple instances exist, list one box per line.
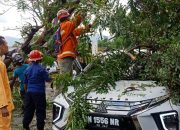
left=59, top=51, right=75, bottom=57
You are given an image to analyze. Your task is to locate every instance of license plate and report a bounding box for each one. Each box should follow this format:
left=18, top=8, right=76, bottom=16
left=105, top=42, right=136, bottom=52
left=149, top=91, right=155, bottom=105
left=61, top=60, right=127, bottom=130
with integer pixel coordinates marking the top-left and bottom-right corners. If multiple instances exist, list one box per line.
left=86, top=113, right=121, bottom=129
left=86, top=113, right=136, bottom=130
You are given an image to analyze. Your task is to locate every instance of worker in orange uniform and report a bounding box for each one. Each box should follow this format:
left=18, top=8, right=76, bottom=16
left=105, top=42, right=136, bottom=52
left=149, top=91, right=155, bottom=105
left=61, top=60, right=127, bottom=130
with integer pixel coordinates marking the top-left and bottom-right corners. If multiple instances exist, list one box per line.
left=56, top=9, right=92, bottom=75
left=0, top=36, right=14, bottom=130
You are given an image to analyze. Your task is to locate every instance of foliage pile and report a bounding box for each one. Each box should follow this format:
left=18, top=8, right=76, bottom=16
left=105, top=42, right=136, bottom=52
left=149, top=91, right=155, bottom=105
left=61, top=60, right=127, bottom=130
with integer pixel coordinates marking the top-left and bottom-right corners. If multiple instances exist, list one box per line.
left=56, top=0, right=180, bottom=129
left=98, top=0, right=180, bottom=103
left=56, top=51, right=136, bottom=129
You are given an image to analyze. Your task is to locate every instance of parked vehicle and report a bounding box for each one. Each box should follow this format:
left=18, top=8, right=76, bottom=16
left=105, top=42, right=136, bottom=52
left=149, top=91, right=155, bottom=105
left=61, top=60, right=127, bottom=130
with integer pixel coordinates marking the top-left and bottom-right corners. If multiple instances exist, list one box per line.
left=52, top=80, right=180, bottom=130
left=52, top=50, right=180, bottom=130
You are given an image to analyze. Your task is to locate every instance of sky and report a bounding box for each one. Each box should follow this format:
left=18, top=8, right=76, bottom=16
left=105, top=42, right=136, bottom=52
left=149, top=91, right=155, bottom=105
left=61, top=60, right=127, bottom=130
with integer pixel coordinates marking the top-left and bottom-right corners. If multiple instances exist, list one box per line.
left=0, top=6, right=24, bottom=46
left=0, top=1, right=35, bottom=46
left=0, top=0, right=128, bottom=46
left=0, top=7, right=21, bottom=38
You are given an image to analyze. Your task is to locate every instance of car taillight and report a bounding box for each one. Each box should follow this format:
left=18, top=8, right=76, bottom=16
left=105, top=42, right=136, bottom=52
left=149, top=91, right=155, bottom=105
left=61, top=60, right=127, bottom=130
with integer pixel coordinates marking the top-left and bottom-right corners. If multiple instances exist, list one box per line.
left=152, top=111, right=179, bottom=130
left=53, top=103, right=64, bottom=123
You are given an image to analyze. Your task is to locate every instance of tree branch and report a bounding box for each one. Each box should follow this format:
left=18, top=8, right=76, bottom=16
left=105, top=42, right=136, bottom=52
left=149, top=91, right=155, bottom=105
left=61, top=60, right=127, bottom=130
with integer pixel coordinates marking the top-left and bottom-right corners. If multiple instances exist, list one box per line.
left=21, top=25, right=43, bottom=54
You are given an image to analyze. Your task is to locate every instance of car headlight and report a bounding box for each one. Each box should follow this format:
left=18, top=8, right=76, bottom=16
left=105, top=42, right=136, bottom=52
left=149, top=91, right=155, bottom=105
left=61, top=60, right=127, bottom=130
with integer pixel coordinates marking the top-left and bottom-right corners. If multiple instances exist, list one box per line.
left=152, top=111, right=179, bottom=130
left=160, top=112, right=179, bottom=130
left=53, top=103, right=64, bottom=123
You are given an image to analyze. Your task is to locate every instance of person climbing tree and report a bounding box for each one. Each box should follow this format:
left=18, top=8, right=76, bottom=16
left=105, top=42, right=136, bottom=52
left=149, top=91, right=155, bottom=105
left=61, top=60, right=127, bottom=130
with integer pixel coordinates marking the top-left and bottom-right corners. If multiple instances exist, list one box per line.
left=56, top=8, right=92, bottom=75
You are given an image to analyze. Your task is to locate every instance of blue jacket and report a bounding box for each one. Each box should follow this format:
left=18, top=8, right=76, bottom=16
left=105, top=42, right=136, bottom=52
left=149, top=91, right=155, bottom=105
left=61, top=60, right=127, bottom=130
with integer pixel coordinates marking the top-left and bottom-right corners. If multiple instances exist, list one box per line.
left=24, top=62, right=51, bottom=93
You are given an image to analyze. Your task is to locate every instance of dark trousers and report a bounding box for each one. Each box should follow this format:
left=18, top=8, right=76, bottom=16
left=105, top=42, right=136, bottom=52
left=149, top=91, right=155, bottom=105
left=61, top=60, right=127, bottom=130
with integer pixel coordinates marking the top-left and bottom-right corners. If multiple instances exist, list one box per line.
left=20, top=91, right=25, bottom=113
left=23, top=92, right=46, bottom=130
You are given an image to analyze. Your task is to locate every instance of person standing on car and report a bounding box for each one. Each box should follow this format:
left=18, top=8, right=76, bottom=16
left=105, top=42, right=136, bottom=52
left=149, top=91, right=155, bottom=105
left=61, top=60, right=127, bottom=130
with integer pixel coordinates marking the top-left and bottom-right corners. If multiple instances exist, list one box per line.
left=10, top=53, right=29, bottom=114
left=0, top=36, right=14, bottom=130
left=23, top=50, right=52, bottom=130
left=56, top=9, right=92, bottom=75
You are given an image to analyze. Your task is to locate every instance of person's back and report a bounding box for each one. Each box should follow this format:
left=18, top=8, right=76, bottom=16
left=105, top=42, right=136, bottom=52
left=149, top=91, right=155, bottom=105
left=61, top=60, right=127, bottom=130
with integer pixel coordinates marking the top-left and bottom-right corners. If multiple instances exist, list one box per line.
left=24, top=62, right=51, bottom=93
left=56, top=9, right=92, bottom=75
left=14, top=64, right=29, bottom=91
left=23, top=50, right=51, bottom=130
left=11, top=63, right=29, bottom=114
left=57, top=11, right=82, bottom=60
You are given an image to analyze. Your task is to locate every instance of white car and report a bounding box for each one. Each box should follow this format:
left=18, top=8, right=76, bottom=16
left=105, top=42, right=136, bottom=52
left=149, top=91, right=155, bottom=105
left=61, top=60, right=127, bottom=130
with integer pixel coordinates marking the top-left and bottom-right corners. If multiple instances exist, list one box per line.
left=52, top=80, right=180, bottom=130
left=46, top=61, right=59, bottom=74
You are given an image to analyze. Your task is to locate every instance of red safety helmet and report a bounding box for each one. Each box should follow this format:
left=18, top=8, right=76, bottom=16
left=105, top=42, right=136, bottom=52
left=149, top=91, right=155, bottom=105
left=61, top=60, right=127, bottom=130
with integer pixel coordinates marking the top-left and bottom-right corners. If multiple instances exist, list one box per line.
left=57, top=9, right=70, bottom=20
left=28, top=50, right=43, bottom=61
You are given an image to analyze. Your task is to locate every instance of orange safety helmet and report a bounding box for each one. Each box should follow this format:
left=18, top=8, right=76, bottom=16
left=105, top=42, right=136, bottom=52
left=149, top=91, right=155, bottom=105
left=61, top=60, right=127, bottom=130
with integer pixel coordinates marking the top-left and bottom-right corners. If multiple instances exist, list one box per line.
left=28, top=50, right=43, bottom=61
left=57, top=9, right=70, bottom=20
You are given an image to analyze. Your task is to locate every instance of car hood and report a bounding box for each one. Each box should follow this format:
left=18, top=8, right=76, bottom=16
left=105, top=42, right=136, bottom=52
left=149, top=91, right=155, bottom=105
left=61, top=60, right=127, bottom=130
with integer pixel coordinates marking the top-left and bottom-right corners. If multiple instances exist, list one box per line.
left=66, top=80, right=168, bottom=102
